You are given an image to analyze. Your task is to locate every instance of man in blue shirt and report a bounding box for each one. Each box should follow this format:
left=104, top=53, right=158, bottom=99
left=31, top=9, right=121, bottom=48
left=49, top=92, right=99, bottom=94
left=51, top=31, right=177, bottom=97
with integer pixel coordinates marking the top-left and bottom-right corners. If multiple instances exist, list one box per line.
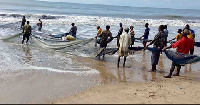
left=140, top=23, right=150, bottom=48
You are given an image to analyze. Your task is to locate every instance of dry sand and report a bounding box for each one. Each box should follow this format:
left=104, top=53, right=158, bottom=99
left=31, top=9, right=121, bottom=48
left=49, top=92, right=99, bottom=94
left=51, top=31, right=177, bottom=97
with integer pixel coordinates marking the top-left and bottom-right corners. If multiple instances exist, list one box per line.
left=56, top=72, right=200, bottom=104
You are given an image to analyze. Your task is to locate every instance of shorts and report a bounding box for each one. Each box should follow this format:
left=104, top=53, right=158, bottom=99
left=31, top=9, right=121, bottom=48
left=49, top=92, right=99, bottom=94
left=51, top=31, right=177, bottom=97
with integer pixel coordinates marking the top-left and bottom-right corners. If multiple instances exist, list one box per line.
left=97, top=38, right=101, bottom=44
left=151, top=50, right=160, bottom=65
left=131, top=37, right=135, bottom=45
left=142, top=41, right=147, bottom=46
left=100, top=44, right=107, bottom=48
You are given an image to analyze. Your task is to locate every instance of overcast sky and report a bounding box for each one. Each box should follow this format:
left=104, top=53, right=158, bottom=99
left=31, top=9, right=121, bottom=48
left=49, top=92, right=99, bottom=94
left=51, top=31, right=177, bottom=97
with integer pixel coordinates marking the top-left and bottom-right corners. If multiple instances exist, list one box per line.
left=37, top=0, right=200, bottom=10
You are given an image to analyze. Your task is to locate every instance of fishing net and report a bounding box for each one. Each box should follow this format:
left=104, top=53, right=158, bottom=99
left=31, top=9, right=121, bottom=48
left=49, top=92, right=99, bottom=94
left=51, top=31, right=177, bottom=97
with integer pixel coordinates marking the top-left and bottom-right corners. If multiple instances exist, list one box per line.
left=164, top=50, right=200, bottom=65
left=147, top=47, right=200, bottom=65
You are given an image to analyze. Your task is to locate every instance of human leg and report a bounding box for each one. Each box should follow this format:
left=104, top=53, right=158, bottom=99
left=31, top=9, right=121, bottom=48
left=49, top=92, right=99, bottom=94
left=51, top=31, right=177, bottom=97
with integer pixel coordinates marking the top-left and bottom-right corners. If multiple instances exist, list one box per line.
left=26, top=35, right=30, bottom=43
left=150, top=51, right=160, bottom=71
left=164, top=62, right=176, bottom=78
left=190, top=49, right=194, bottom=55
left=117, top=56, right=120, bottom=68
left=22, top=34, right=26, bottom=44
left=123, top=57, right=126, bottom=67
left=173, top=64, right=181, bottom=76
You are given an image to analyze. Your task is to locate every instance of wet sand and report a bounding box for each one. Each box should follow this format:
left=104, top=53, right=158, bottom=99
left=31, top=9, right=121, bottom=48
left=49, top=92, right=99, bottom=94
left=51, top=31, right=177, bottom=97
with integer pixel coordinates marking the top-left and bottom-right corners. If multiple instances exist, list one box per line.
left=55, top=47, right=200, bottom=104
left=56, top=72, right=200, bottom=104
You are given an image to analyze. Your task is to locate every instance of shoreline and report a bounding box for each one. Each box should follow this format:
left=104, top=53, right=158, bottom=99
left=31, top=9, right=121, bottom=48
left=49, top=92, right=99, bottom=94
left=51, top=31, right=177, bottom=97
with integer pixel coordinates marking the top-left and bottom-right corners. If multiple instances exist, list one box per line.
left=55, top=72, right=200, bottom=104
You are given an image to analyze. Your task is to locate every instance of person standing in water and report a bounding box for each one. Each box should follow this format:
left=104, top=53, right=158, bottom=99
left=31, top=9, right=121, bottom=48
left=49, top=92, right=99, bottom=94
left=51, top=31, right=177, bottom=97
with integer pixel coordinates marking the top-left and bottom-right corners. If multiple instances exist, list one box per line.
left=116, top=23, right=123, bottom=47
left=170, top=29, right=183, bottom=41
left=69, top=23, right=77, bottom=38
left=140, top=23, right=150, bottom=48
left=37, top=19, right=42, bottom=31
left=162, top=29, right=194, bottom=78
left=184, top=24, right=195, bottom=55
left=22, top=21, right=31, bottom=44
left=97, top=25, right=113, bottom=59
left=95, top=26, right=103, bottom=47
left=130, top=26, right=135, bottom=47
left=144, top=25, right=167, bottom=72
left=117, top=27, right=132, bottom=68
left=21, top=16, right=26, bottom=29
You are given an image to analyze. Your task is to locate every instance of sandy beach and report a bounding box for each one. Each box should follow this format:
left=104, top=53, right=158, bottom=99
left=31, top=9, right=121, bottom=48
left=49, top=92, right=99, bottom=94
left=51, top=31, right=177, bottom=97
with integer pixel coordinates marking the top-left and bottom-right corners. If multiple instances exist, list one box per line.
left=56, top=72, right=200, bottom=104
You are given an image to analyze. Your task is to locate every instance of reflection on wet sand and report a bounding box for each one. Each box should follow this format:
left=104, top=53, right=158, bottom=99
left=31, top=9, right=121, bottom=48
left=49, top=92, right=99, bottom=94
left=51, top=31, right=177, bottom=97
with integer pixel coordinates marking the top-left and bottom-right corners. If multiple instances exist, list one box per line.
left=117, top=68, right=126, bottom=83
left=158, top=55, right=165, bottom=71
left=184, top=64, right=193, bottom=73
left=22, top=45, right=32, bottom=62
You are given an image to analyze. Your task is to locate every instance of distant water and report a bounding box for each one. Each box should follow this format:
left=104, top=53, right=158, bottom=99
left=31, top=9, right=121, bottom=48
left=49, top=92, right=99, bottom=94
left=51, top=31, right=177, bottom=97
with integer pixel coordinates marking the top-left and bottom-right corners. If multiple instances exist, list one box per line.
left=0, top=0, right=200, bottom=41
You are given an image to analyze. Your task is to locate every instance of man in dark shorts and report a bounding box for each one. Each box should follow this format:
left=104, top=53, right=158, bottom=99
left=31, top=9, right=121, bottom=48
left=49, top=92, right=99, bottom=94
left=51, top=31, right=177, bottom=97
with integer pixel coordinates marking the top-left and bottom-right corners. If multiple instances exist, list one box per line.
left=22, top=21, right=32, bottom=44
left=116, top=23, right=123, bottom=47
left=21, top=16, right=26, bottom=29
left=97, top=25, right=113, bottom=59
left=145, top=25, right=167, bottom=72
left=140, top=23, right=150, bottom=48
left=162, top=29, right=194, bottom=78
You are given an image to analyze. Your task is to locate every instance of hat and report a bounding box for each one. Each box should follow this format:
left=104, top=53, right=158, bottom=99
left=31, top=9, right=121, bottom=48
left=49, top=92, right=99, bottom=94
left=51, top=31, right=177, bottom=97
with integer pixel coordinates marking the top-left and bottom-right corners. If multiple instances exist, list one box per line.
left=124, top=27, right=129, bottom=31
left=183, top=29, right=190, bottom=35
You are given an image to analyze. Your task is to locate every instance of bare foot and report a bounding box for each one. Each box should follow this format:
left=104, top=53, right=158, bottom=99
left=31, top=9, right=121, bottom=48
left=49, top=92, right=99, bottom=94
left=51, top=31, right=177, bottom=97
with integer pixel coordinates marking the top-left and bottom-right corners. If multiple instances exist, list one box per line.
left=123, top=64, right=125, bottom=67
left=173, top=74, right=180, bottom=76
left=163, top=75, right=172, bottom=78
left=148, top=69, right=156, bottom=72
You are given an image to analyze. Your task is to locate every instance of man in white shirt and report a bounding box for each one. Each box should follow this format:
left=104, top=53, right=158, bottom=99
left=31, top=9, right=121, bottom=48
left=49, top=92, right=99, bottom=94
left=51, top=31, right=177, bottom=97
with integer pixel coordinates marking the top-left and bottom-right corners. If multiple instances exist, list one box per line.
left=117, top=27, right=132, bottom=68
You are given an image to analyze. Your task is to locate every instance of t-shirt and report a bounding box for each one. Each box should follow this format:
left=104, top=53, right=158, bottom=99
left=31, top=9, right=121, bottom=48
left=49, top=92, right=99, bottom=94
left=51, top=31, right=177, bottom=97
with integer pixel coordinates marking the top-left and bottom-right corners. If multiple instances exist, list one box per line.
left=187, top=29, right=195, bottom=41
left=23, top=24, right=31, bottom=34
left=70, top=26, right=77, bottom=35
left=153, top=31, right=167, bottom=48
left=164, top=29, right=168, bottom=37
left=144, top=28, right=150, bottom=39
left=118, top=32, right=132, bottom=56
left=100, top=30, right=112, bottom=45
left=97, top=28, right=102, bottom=35
left=175, top=33, right=183, bottom=41
left=172, top=37, right=194, bottom=54
left=22, top=18, right=26, bottom=25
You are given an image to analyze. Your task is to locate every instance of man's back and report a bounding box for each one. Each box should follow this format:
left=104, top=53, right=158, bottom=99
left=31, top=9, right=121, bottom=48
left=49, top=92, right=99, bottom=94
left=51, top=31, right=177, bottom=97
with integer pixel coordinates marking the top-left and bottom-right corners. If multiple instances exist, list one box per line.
left=71, top=26, right=77, bottom=34
left=100, top=30, right=112, bottom=45
left=119, top=32, right=131, bottom=51
left=172, top=37, right=194, bottom=54
left=23, top=24, right=31, bottom=34
left=153, top=31, right=167, bottom=48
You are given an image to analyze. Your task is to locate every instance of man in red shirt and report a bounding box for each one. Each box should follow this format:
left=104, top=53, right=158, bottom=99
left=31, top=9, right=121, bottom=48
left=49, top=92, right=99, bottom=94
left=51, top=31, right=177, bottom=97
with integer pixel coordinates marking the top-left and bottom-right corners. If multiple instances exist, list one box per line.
left=162, top=29, right=194, bottom=78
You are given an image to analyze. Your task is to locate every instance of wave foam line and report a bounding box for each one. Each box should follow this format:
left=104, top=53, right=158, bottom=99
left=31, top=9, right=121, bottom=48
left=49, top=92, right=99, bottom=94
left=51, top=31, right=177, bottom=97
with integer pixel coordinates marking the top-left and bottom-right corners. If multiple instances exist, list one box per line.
left=26, top=65, right=100, bottom=76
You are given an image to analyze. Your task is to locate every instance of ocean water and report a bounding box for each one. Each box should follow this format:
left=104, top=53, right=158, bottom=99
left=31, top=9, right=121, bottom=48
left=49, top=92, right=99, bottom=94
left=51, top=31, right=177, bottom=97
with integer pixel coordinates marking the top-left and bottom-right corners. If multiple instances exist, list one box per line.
left=0, top=0, right=200, bottom=41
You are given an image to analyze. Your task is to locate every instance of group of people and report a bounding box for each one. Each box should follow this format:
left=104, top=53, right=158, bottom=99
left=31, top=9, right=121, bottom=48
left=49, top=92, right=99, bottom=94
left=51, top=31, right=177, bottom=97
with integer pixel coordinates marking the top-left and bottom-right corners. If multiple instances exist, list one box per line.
left=21, top=16, right=78, bottom=44
left=95, top=23, right=196, bottom=78
left=21, top=16, right=43, bottom=44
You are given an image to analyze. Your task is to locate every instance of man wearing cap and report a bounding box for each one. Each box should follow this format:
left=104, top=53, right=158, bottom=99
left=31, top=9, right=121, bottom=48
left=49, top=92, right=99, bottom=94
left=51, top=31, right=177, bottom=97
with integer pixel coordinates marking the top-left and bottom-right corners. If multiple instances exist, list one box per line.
left=162, top=29, right=194, bottom=78
left=69, top=23, right=77, bottom=38
left=117, top=27, right=132, bottom=68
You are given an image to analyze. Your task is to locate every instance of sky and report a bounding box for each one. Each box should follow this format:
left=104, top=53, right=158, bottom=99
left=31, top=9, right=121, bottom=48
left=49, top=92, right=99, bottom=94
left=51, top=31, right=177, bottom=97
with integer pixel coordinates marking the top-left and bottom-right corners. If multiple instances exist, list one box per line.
left=37, top=0, right=200, bottom=10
